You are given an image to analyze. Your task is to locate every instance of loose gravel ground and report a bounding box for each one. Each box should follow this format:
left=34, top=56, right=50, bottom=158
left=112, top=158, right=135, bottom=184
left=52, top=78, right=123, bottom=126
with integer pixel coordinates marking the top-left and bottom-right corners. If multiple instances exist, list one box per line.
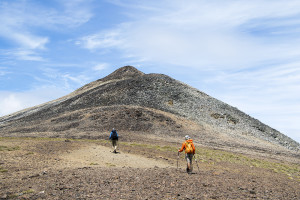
left=1, top=138, right=299, bottom=199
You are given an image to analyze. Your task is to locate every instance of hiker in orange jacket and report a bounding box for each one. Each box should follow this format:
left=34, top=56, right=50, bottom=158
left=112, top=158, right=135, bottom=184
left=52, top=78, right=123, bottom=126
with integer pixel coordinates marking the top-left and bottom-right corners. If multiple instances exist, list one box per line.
left=178, top=135, right=195, bottom=174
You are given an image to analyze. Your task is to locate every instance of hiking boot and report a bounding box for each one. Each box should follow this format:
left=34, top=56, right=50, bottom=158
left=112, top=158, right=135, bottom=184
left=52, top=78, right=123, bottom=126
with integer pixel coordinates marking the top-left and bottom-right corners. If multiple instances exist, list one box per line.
left=186, top=168, right=189, bottom=173
left=113, top=150, right=116, bottom=153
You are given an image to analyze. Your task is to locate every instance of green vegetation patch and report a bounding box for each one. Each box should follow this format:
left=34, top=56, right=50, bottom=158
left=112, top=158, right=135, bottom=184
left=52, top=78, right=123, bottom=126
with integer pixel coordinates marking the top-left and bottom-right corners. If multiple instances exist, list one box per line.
left=0, top=145, right=20, bottom=151
left=22, top=189, right=35, bottom=194
left=106, top=162, right=116, bottom=167
left=0, top=166, right=8, bottom=173
left=0, top=136, right=110, bottom=144
left=195, top=147, right=300, bottom=180
left=90, top=162, right=99, bottom=165
left=8, top=189, right=35, bottom=199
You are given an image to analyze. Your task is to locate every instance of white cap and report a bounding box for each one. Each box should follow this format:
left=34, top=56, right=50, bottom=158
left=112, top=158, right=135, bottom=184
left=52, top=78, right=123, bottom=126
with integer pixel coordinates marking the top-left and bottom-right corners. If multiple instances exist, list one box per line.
left=185, top=135, right=190, bottom=140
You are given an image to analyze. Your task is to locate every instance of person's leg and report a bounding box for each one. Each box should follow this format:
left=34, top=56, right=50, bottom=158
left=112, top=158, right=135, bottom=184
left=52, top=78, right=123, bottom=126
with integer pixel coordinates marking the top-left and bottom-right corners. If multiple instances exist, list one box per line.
left=189, top=154, right=193, bottom=172
left=186, top=154, right=193, bottom=173
left=187, top=162, right=191, bottom=171
left=112, top=140, right=117, bottom=153
left=114, top=140, right=118, bottom=152
left=185, top=154, right=191, bottom=173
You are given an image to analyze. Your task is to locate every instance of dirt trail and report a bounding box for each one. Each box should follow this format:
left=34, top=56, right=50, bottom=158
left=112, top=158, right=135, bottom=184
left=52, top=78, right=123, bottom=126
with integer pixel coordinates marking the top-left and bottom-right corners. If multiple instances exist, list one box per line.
left=59, top=143, right=172, bottom=169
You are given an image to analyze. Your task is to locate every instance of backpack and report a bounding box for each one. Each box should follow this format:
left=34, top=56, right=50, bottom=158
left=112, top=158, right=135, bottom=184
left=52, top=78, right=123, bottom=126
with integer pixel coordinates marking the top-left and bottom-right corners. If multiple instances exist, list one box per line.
left=111, top=130, right=118, bottom=140
left=185, top=140, right=193, bottom=153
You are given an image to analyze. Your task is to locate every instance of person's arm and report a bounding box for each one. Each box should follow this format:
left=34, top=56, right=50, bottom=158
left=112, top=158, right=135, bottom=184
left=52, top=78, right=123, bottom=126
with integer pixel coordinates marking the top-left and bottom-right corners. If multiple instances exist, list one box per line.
left=178, top=142, right=185, bottom=152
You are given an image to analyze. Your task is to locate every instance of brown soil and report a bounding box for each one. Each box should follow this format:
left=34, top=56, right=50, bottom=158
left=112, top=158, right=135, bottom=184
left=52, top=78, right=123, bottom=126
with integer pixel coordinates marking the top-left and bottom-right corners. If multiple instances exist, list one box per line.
left=1, top=137, right=299, bottom=199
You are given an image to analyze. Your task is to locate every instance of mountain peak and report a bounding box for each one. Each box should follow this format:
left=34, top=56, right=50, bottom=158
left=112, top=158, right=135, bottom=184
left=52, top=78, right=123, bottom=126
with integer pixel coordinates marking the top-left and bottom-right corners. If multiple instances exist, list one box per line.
left=101, top=66, right=144, bottom=82
left=1, top=65, right=299, bottom=156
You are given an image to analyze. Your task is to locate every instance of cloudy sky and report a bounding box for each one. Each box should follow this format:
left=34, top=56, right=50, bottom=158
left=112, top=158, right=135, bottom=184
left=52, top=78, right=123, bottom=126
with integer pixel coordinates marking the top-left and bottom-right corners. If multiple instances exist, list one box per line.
left=0, top=0, right=299, bottom=143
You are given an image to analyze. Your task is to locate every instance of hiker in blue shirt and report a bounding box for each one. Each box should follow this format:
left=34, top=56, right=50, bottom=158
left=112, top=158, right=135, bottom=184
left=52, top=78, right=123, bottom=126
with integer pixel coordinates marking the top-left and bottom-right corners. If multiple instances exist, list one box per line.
left=109, top=128, right=119, bottom=153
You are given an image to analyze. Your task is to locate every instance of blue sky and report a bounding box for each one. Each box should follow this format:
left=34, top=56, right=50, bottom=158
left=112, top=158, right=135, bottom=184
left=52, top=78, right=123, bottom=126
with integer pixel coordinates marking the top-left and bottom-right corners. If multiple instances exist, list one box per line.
left=0, top=0, right=300, bottom=143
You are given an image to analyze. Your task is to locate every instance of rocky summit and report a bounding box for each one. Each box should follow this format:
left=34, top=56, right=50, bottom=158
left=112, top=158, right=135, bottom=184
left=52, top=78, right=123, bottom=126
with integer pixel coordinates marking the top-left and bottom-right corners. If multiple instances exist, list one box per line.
left=0, top=66, right=299, bottom=159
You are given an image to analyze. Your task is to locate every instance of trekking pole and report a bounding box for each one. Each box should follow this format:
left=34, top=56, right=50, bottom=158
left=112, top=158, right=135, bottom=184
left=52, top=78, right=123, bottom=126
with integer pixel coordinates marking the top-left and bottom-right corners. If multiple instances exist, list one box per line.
left=177, top=151, right=179, bottom=170
left=194, top=154, right=200, bottom=172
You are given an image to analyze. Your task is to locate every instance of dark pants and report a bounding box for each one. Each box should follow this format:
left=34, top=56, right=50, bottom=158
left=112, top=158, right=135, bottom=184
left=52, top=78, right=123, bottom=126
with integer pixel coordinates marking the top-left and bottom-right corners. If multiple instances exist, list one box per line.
left=112, top=139, right=117, bottom=147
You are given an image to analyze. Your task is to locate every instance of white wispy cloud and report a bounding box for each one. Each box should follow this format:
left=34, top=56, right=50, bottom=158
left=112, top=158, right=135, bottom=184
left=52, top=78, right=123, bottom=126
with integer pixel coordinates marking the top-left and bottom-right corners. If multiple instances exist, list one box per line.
left=76, top=28, right=125, bottom=51
left=0, top=93, right=23, bottom=116
left=77, top=1, right=300, bottom=70
left=38, top=67, right=91, bottom=90
left=93, top=63, right=109, bottom=71
left=0, top=0, right=93, bottom=60
left=58, top=0, right=94, bottom=27
left=4, top=49, right=46, bottom=61
left=0, top=67, right=10, bottom=76
left=0, top=27, right=49, bottom=50
left=0, top=1, right=48, bottom=50
left=0, top=87, right=71, bottom=117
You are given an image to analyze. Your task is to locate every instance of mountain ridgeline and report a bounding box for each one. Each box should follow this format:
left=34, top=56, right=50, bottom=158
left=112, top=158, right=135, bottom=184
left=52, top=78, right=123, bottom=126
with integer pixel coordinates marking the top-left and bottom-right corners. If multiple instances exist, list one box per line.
left=0, top=66, right=299, bottom=156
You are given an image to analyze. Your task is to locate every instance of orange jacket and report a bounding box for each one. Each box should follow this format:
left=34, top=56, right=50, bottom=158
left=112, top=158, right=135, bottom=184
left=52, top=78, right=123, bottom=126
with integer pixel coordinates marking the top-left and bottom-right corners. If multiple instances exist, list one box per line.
left=178, top=139, right=195, bottom=154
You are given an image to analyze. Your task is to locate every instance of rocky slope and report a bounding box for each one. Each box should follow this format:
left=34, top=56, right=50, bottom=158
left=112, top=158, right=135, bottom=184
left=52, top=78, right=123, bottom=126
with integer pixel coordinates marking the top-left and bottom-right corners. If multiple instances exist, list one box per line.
left=0, top=66, right=299, bottom=156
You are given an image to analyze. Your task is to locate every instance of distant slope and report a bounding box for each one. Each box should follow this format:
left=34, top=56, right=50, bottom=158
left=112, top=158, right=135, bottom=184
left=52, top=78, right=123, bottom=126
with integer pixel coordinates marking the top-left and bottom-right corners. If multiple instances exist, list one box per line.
left=0, top=66, right=299, bottom=154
